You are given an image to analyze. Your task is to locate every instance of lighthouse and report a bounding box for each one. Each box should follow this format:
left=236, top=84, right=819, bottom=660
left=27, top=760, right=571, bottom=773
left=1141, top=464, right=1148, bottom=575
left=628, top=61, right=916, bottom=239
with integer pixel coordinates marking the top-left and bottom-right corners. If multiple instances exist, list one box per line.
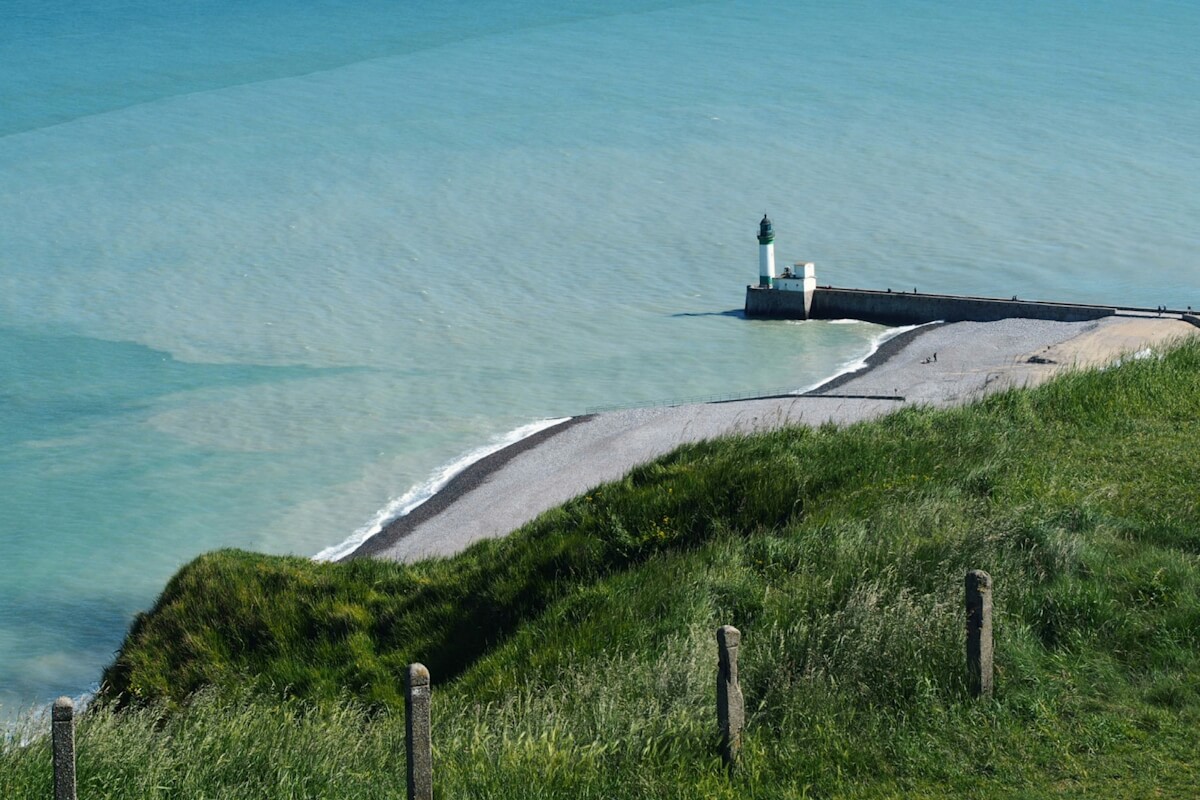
left=757, top=214, right=775, bottom=288
left=751, top=214, right=818, bottom=319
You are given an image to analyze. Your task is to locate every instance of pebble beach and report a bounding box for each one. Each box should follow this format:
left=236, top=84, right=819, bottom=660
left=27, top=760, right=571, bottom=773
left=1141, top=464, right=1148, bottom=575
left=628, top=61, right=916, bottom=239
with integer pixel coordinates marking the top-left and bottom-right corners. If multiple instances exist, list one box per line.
left=354, top=316, right=1200, bottom=563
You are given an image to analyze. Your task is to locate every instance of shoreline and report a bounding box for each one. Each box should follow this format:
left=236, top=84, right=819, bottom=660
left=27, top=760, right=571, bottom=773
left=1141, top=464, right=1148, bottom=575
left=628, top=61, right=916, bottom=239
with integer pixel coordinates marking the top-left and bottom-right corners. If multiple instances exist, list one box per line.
left=804, top=322, right=942, bottom=395
left=346, top=315, right=1198, bottom=564
left=344, top=321, right=940, bottom=561
left=346, top=416, right=592, bottom=559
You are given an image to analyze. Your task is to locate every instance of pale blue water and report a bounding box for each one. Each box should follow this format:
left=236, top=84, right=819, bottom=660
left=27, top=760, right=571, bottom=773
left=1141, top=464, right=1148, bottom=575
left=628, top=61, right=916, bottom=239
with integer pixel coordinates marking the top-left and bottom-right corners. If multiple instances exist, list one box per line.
left=2, top=0, right=1198, bottom=716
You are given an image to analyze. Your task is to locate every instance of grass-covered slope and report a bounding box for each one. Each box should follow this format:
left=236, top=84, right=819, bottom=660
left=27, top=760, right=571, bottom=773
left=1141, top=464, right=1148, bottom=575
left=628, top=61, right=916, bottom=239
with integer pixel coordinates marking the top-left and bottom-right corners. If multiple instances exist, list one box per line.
left=5, top=341, right=1200, bottom=798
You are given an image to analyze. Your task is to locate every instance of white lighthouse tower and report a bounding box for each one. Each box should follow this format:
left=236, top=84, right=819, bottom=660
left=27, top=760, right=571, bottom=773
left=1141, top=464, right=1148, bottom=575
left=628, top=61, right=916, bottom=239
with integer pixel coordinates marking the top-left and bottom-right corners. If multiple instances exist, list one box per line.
left=757, top=214, right=776, bottom=288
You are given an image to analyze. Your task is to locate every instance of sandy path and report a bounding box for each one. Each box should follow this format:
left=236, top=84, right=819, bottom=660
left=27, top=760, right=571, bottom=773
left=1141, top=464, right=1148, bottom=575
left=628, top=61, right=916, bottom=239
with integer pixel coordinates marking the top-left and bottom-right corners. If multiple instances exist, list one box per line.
left=352, top=315, right=1196, bottom=563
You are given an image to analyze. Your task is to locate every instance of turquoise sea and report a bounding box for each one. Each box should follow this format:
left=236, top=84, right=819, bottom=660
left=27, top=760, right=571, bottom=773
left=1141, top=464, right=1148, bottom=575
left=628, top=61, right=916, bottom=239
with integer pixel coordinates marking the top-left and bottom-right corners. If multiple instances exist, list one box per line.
left=2, top=0, right=1198, bottom=716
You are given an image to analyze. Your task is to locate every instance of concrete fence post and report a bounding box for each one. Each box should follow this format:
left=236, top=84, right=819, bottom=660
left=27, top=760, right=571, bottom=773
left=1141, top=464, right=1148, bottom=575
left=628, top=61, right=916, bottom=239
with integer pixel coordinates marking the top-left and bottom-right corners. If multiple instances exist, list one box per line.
left=716, top=625, right=744, bottom=769
left=965, top=570, right=994, bottom=699
left=52, top=696, right=77, bottom=800
left=406, top=663, right=433, bottom=800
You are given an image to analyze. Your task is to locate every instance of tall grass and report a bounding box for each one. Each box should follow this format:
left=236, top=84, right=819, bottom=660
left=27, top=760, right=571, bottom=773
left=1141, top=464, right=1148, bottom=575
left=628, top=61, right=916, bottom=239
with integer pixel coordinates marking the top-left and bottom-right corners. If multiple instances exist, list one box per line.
left=3, top=340, right=1198, bottom=797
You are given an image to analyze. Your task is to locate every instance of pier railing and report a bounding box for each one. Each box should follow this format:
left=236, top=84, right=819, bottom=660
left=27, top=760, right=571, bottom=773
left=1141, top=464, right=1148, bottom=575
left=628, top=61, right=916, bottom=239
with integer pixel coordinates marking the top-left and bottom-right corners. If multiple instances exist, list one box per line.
left=584, top=385, right=907, bottom=414
left=585, top=385, right=813, bottom=414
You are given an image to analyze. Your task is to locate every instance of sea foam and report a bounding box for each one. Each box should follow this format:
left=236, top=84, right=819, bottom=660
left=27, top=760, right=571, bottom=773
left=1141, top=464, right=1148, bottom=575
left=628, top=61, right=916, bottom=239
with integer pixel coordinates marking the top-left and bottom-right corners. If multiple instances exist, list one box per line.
left=793, top=322, right=930, bottom=395
left=313, top=417, right=571, bottom=562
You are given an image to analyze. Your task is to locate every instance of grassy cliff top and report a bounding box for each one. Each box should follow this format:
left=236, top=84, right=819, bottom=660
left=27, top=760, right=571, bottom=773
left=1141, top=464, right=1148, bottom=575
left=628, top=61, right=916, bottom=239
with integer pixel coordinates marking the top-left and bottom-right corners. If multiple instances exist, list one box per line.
left=5, top=340, right=1199, bottom=798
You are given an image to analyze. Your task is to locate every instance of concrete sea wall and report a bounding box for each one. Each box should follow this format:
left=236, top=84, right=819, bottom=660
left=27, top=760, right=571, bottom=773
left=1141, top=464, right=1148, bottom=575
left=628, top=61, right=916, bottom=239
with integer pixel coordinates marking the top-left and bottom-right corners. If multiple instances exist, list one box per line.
left=746, top=286, right=1118, bottom=325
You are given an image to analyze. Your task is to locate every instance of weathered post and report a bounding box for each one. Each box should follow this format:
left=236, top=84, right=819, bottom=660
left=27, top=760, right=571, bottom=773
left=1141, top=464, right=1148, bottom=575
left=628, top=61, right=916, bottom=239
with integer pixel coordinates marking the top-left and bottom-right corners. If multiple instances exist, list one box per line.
left=716, top=625, right=744, bottom=769
left=965, top=570, right=994, bottom=699
left=406, top=663, right=433, bottom=800
left=52, top=696, right=77, bottom=800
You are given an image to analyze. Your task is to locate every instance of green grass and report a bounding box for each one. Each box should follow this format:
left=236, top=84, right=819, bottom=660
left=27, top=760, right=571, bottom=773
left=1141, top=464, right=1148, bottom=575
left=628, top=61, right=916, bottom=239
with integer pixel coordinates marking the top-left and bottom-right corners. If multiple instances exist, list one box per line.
left=4, top=339, right=1199, bottom=798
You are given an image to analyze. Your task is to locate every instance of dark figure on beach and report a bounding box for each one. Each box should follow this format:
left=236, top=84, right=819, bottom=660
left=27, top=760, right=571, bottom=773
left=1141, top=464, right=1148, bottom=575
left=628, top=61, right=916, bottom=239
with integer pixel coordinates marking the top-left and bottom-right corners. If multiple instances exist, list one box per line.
left=933, top=352, right=937, bottom=362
